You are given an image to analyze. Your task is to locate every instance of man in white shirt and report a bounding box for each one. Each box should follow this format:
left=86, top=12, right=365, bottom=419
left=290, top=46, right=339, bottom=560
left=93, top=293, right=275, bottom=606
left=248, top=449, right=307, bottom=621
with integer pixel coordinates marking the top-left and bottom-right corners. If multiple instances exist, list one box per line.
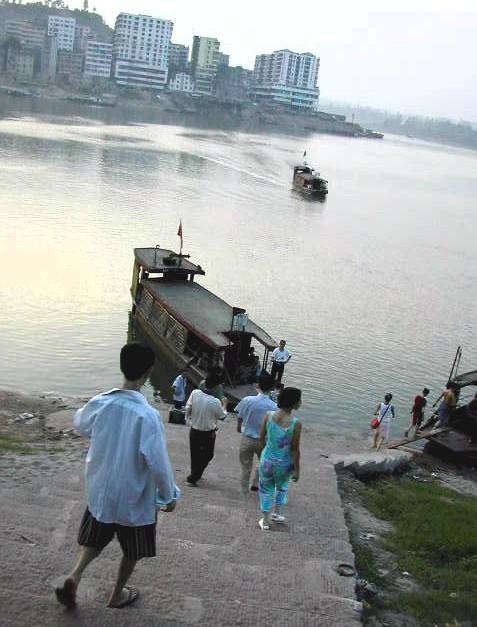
left=270, top=339, right=292, bottom=383
left=55, top=343, right=178, bottom=611
left=171, top=370, right=187, bottom=409
left=185, top=373, right=227, bottom=486
left=235, top=374, right=277, bottom=495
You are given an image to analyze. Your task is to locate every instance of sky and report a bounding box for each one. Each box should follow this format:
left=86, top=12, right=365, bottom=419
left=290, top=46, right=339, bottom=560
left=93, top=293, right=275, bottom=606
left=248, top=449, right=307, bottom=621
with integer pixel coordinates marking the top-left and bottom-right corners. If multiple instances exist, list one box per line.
left=72, top=0, right=476, bottom=121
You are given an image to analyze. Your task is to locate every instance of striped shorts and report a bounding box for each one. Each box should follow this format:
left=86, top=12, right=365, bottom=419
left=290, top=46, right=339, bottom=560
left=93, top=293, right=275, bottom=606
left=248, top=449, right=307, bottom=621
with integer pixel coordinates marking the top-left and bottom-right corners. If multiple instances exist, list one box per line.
left=78, top=509, right=156, bottom=561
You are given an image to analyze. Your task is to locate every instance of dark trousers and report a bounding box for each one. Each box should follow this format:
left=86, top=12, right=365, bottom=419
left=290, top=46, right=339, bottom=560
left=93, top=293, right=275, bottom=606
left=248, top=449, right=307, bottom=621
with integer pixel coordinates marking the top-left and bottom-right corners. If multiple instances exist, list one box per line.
left=189, top=427, right=216, bottom=482
left=271, top=361, right=285, bottom=382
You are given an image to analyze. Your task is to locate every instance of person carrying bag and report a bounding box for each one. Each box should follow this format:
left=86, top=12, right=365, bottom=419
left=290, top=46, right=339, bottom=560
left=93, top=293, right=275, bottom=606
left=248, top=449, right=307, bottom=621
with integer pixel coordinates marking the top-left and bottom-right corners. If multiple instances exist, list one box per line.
left=371, top=393, right=394, bottom=450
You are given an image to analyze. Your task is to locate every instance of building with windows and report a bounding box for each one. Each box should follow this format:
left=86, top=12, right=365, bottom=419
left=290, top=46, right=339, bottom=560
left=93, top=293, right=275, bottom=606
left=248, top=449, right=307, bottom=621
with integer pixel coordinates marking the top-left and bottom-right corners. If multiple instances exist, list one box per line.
left=113, top=60, right=168, bottom=90
left=3, top=21, right=57, bottom=82
left=84, top=40, right=112, bottom=78
left=252, top=49, right=320, bottom=110
left=47, top=15, right=76, bottom=52
left=74, top=24, right=92, bottom=52
left=169, top=43, right=189, bottom=71
left=190, top=36, right=221, bottom=96
left=112, top=12, right=173, bottom=89
left=215, top=65, right=253, bottom=102
left=4, top=21, right=46, bottom=48
left=57, top=50, right=84, bottom=80
left=168, top=71, right=194, bottom=93
left=5, top=43, right=35, bottom=80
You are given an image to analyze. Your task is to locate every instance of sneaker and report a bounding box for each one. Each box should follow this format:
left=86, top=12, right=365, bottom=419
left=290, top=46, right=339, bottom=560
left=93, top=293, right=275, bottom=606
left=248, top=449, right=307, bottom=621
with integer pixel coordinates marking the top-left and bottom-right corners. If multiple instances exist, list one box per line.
left=186, top=476, right=197, bottom=487
left=250, top=486, right=258, bottom=492
left=258, top=518, right=270, bottom=531
left=270, top=513, right=285, bottom=523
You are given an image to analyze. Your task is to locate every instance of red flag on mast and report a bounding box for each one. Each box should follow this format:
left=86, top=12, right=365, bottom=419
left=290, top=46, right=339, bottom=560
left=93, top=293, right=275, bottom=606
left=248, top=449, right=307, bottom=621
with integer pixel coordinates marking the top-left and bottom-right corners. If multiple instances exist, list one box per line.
left=177, top=220, right=183, bottom=252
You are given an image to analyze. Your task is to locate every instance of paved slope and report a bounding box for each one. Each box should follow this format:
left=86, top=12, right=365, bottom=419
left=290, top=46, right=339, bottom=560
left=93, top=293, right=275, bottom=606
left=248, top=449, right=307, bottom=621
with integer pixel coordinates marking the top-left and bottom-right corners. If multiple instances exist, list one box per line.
left=0, top=411, right=361, bottom=626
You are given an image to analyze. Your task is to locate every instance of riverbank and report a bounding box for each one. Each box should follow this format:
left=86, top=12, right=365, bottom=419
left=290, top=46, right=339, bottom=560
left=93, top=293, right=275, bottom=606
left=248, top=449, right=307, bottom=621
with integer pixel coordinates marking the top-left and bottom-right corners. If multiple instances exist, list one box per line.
left=0, top=388, right=362, bottom=626
left=0, top=83, right=368, bottom=138
left=339, top=462, right=477, bottom=627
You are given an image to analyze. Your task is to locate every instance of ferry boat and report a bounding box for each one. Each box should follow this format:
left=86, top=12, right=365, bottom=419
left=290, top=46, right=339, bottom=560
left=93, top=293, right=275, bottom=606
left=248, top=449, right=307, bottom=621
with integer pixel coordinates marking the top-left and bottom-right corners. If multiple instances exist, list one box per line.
left=292, top=164, right=328, bottom=196
left=424, top=348, right=477, bottom=465
left=131, top=246, right=278, bottom=404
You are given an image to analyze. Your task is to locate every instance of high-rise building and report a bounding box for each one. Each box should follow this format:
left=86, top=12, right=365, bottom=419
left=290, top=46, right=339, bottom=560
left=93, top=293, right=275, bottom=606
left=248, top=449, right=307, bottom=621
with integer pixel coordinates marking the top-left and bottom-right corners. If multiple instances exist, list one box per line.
left=3, top=21, right=57, bottom=82
left=74, top=24, right=92, bottom=52
left=169, top=43, right=189, bottom=71
left=252, top=49, right=320, bottom=110
left=190, top=36, right=221, bottom=96
left=112, top=12, right=173, bottom=89
left=47, top=15, right=76, bottom=52
left=4, top=21, right=46, bottom=48
left=84, top=41, right=112, bottom=78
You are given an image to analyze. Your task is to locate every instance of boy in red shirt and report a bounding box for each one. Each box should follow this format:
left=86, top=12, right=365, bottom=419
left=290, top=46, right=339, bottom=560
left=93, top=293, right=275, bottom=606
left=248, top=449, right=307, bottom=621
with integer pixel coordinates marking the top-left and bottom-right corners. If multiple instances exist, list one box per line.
left=404, top=387, right=430, bottom=438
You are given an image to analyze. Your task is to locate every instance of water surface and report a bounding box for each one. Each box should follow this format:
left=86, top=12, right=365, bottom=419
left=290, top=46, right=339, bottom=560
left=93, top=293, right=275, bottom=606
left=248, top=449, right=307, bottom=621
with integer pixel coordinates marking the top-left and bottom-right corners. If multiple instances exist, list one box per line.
left=1, top=96, right=476, bottom=437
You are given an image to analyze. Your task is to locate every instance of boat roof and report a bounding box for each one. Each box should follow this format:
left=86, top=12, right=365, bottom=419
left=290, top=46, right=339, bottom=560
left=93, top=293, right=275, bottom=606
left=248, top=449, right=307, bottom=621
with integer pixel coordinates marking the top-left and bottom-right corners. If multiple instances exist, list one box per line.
left=134, top=247, right=205, bottom=275
left=451, top=370, right=477, bottom=389
left=142, top=278, right=277, bottom=350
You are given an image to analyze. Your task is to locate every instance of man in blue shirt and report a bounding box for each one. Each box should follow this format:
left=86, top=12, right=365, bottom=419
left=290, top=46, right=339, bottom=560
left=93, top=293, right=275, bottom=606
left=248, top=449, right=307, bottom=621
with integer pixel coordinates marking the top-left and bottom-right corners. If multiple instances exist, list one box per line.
left=171, top=370, right=187, bottom=409
left=235, top=374, right=277, bottom=495
left=55, top=343, right=178, bottom=611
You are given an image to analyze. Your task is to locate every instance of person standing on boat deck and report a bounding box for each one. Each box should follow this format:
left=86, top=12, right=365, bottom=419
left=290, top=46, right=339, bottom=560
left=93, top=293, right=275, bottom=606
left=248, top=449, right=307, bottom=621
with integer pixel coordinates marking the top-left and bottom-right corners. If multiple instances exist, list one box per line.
left=435, top=384, right=458, bottom=427
left=55, top=342, right=178, bottom=611
left=270, top=340, right=292, bottom=382
left=186, top=373, right=227, bottom=486
left=404, top=388, right=430, bottom=438
left=372, top=393, right=395, bottom=450
left=235, top=374, right=277, bottom=496
left=171, top=370, right=187, bottom=409
left=257, top=387, right=302, bottom=531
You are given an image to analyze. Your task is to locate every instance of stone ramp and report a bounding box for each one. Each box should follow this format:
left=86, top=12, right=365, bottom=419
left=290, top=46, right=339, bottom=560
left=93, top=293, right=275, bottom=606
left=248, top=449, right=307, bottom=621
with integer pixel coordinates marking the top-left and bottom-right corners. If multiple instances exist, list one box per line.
left=0, top=417, right=361, bottom=626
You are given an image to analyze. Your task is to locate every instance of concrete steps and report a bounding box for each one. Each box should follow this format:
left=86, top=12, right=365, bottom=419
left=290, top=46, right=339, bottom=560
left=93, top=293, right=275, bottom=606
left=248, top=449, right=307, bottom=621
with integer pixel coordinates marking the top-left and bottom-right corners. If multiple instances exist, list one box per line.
left=0, top=417, right=362, bottom=626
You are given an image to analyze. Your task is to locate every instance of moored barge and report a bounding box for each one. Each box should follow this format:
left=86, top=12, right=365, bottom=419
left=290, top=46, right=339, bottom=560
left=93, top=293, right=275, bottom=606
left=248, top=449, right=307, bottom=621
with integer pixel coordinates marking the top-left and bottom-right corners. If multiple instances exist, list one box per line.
left=131, top=246, right=278, bottom=404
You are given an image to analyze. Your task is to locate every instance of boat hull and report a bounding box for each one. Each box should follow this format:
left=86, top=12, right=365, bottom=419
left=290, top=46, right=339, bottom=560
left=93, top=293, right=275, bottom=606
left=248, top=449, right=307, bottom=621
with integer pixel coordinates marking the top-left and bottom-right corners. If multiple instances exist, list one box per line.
left=292, top=183, right=328, bottom=196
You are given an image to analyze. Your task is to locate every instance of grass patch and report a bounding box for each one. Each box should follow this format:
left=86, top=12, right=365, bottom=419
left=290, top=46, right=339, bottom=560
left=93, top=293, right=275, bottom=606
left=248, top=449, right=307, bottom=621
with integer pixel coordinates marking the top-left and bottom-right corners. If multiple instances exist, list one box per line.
left=0, top=434, right=34, bottom=454
left=360, top=478, right=477, bottom=626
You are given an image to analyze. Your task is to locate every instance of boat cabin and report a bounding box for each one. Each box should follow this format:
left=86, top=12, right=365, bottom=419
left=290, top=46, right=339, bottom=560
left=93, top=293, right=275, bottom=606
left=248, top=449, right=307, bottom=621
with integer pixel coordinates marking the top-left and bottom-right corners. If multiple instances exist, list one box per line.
left=293, top=165, right=328, bottom=193
left=131, top=247, right=277, bottom=399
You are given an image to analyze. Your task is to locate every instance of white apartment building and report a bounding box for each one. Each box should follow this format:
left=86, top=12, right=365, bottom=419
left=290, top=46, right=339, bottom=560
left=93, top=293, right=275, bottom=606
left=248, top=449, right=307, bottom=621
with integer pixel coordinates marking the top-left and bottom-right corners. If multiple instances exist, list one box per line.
left=252, top=49, right=320, bottom=110
left=84, top=41, right=112, bottom=78
left=168, top=71, right=194, bottom=93
left=113, top=60, right=168, bottom=90
left=112, top=13, right=173, bottom=89
left=47, top=15, right=76, bottom=52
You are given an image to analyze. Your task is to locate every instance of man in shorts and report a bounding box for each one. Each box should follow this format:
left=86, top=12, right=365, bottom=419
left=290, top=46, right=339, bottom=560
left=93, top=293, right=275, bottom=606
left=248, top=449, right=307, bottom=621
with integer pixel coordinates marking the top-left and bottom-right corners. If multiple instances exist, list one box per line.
left=55, top=342, right=178, bottom=610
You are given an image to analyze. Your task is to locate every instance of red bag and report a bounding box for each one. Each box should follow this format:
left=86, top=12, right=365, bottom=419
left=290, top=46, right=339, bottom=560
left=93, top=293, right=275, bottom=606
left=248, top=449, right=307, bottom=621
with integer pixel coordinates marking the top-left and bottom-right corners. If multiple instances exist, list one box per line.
left=370, top=418, right=380, bottom=430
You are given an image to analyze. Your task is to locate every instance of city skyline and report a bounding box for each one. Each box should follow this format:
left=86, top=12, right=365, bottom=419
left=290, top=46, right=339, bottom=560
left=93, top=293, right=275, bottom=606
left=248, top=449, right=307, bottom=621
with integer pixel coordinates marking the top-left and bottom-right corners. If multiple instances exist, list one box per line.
left=64, top=0, right=477, bottom=121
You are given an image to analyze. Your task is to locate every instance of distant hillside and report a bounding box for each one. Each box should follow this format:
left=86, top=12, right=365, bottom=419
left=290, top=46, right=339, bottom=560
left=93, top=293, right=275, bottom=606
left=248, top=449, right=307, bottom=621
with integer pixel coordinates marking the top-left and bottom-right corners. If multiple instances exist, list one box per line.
left=0, top=2, right=113, bottom=41
left=321, top=99, right=477, bottom=151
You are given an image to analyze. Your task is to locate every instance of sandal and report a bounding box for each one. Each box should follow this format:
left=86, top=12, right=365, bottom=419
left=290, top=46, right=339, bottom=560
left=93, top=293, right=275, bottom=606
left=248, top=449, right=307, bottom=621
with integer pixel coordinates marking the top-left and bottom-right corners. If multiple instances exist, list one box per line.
left=258, top=518, right=270, bottom=532
left=55, top=578, right=77, bottom=610
left=109, top=586, right=139, bottom=609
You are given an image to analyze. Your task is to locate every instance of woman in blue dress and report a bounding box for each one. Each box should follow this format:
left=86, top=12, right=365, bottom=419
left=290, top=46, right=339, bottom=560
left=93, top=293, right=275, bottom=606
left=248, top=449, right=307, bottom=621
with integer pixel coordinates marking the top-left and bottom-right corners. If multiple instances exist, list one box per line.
left=257, top=387, right=302, bottom=531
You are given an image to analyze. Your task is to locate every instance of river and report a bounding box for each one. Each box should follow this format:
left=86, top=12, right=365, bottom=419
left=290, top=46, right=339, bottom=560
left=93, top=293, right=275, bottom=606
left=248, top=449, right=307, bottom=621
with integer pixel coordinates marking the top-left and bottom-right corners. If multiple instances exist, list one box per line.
left=0, top=95, right=476, bottom=437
